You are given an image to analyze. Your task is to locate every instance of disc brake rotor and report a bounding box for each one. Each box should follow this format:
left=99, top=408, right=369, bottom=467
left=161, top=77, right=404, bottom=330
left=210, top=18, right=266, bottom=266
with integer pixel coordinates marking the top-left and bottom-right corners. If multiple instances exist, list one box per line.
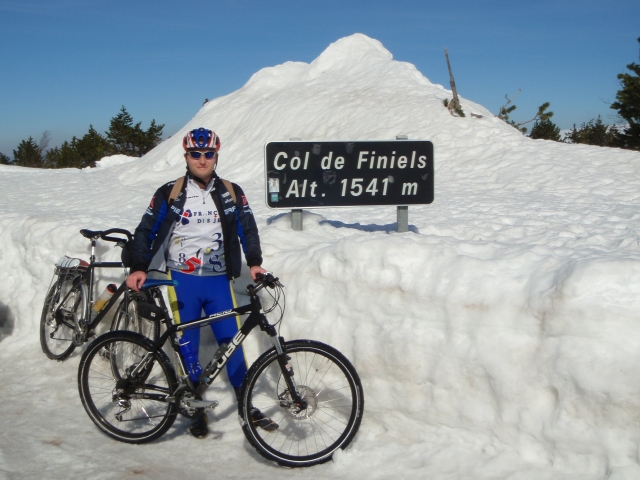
left=280, top=385, right=317, bottom=419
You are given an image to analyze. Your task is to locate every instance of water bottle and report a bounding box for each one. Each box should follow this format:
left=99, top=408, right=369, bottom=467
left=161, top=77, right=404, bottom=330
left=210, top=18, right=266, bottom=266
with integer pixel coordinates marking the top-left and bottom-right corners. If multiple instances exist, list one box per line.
left=179, top=337, right=203, bottom=382
left=93, top=283, right=117, bottom=312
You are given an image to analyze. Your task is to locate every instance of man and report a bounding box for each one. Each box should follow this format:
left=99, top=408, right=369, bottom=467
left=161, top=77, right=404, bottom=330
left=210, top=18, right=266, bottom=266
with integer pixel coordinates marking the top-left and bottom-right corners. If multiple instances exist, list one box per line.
left=126, top=127, right=277, bottom=437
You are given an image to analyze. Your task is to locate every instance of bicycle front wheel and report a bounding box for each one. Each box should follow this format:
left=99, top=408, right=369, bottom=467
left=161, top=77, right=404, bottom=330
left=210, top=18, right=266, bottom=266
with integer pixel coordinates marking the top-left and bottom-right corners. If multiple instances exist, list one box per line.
left=239, top=340, right=364, bottom=467
left=40, top=275, right=84, bottom=360
left=78, top=331, right=178, bottom=444
left=110, top=291, right=160, bottom=341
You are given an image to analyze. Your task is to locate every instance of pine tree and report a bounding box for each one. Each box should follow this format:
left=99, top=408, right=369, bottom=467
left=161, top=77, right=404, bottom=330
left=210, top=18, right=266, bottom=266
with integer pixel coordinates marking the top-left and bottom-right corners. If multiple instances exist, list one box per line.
left=134, top=119, right=164, bottom=156
left=106, top=106, right=136, bottom=155
left=44, top=141, right=81, bottom=168
left=515, top=102, right=554, bottom=135
left=529, top=118, right=561, bottom=141
left=106, top=106, right=164, bottom=157
left=497, top=92, right=554, bottom=135
left=13, top=137, right=43, bottom=167
left=564, top=116, right=618, bottom=146
left=44, top=126, right=110, bottom=169
left=75, top=125, right=111, bottom=167
left=0, top=152, right=11, bottom=165
left=610, top=37, right=640, bottom=150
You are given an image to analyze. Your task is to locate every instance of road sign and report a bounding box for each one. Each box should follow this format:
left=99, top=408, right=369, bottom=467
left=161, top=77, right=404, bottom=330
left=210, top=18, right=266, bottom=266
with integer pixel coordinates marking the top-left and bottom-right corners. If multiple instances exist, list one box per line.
left=265, top=140, right=434, bottom=209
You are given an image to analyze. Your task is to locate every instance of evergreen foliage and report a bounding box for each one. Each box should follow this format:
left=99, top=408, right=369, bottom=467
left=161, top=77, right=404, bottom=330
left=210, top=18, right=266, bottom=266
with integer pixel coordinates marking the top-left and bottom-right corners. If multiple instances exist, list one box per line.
left=515, top=102, right=554, bottom=135
left=529, top=118, right=561, bottom=141
left=45, top=125, right=111, bottom=168
left=10, top=107, right=164, bottom=169
left=13, top=137, right=44, bottom=168
left=499, top=104, right=518, bottom=124
left=106, top=106, right=164, bottom=157
left=497, top=90, right=522, bottom=131
left=564, top=116, right=619, bottom=147
left=610, top=37, right=640, bottom=151
left=0, top=152, right=11, bottom=165
left=44, top=142, right=80, bottom=169
left=442, top=98, right=465, bottom=117
left=497, top=90, right=555, bottom=135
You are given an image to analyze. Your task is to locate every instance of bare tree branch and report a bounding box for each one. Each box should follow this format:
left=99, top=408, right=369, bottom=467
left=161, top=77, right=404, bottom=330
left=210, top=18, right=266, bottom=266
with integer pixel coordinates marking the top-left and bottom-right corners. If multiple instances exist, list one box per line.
left=497, top=90, right=521, bottom=119
left=37, top=131, right=51, bottom=155
left=444, top=48, right=464, bottom=117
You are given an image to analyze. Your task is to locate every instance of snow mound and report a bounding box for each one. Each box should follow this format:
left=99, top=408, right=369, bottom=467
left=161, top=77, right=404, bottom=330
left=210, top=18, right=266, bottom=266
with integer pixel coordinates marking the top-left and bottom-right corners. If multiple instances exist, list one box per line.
left=1, top=34, right=640, bottom=479
left=92, top=154, right=138, bottom=169
left=133, top=33, right=490, bottom=173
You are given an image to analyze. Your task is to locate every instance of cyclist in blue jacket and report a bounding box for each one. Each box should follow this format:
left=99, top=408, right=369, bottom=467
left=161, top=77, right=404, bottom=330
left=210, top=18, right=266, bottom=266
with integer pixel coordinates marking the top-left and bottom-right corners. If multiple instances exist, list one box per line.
left=126, top=127, right=277, bottom=437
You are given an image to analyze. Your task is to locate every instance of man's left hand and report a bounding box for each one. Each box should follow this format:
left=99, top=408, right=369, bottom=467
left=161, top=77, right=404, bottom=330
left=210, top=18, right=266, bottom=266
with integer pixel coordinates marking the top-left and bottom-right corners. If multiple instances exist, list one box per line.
left=250, top=265, right=267, bottom=281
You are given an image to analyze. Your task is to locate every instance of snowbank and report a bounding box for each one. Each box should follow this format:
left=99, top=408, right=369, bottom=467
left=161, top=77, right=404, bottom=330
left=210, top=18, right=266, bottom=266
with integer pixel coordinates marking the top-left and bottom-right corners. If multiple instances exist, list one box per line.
left=1, top=33, right=640, bottom=479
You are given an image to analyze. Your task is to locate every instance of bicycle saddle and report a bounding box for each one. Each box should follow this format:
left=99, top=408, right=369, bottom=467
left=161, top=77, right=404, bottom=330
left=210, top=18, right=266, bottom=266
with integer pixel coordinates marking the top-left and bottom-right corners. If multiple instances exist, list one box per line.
left=80, top=229, right=102, bottom=239
left=80, top=228, right=133, bottom=243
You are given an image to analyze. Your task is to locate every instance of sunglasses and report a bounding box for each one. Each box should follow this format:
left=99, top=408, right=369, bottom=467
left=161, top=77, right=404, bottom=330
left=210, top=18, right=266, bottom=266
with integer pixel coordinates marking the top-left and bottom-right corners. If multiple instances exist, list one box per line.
left=187, top=151, right=216, bottom=159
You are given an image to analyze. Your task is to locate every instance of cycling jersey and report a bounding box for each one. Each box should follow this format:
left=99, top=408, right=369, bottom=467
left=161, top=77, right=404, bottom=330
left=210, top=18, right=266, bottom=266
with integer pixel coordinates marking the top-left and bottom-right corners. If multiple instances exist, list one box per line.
left=129, top=171, right=262, bottom=278
left=167, top=177, right=226, bottom=275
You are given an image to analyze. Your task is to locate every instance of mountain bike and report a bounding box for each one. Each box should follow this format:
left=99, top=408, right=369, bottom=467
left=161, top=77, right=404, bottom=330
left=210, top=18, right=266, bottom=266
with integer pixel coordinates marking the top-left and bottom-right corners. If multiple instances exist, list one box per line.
left=40, top=228, right=168, bottom=361
left=77, top=273, right=364, bottom=467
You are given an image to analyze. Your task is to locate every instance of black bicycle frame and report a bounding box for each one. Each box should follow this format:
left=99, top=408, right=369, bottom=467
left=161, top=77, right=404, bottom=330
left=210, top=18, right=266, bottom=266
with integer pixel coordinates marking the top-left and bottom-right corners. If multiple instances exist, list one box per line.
left=57, top=235, right=129, bottom=333
left=83, top=233, right=128, bottom=332
left=150, top=289, right=306, bottom=407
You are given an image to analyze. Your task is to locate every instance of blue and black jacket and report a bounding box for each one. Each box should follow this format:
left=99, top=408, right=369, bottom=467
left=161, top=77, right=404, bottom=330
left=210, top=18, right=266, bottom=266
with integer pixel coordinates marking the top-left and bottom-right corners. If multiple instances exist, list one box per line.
left=129, top=172, right=263, bottom=280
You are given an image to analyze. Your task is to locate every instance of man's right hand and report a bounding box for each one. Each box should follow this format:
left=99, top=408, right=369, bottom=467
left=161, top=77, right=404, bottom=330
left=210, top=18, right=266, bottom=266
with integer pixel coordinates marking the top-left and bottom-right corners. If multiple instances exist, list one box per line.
left=126, top=271, right=147, bottom=292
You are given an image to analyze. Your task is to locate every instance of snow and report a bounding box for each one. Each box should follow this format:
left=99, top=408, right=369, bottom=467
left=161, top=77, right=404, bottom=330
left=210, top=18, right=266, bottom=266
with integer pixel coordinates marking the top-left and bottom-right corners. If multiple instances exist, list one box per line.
left=2, top=33, right=640, bottom=479
left=93, top=154, right=138, bottom=169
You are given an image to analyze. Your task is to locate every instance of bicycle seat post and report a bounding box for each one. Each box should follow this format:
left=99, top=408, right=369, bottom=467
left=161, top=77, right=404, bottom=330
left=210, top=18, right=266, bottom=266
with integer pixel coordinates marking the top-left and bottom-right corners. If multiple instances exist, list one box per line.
left=90, top=238, right=97, bottom=264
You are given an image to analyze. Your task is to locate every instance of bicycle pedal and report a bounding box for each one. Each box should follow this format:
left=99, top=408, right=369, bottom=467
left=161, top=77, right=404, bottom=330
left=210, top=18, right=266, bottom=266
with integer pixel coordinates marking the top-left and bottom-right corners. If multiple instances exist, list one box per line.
left=182, top=398, right=219, bottom=410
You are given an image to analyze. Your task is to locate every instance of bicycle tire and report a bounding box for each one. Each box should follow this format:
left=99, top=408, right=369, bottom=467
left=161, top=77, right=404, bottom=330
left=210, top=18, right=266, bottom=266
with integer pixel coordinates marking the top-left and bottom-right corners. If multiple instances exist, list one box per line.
left=238, top=340, right=364, bottom=467
left=40, top=275, right=84, bottom=360
left=110, top=291, right=160, bottom=342
left=78, top=331, right=178, bottom=444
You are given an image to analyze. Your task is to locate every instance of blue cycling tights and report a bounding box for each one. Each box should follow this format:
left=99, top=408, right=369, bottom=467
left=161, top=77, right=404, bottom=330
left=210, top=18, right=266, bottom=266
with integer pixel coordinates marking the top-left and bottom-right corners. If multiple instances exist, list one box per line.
left=167, top=270, right=247, bottom=388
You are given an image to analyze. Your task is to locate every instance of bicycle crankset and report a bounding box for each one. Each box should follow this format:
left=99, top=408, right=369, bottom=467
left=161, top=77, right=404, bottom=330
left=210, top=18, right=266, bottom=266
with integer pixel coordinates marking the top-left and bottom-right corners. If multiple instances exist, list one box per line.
left=175, top=387, right=219, bottom=418
left=72, top=319, right=89, bottom=346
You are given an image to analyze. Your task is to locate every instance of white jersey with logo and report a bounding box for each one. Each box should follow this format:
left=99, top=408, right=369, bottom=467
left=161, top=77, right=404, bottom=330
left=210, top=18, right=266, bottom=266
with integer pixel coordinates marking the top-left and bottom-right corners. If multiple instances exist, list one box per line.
left=167, top=177, right=226, bottom=275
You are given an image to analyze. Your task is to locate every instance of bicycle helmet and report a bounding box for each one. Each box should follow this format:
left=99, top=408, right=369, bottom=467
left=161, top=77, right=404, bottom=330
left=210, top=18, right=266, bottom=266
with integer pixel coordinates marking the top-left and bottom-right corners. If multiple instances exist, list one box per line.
left=183, top=128, right=221, bottom=151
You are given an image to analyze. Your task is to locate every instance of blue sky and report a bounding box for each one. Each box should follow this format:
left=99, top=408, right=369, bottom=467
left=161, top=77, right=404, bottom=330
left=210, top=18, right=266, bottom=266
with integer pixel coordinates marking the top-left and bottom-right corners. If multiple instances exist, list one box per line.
left=0, top=0, right=638, bottom=156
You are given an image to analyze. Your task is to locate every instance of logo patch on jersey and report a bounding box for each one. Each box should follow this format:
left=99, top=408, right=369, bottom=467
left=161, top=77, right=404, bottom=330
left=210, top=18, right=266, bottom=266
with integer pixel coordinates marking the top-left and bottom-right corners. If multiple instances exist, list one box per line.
left=150, top=195, right=156, bottom=208
left=176, top=209, right=192, bottom=225
left=181, top=257, right=202, bottom=273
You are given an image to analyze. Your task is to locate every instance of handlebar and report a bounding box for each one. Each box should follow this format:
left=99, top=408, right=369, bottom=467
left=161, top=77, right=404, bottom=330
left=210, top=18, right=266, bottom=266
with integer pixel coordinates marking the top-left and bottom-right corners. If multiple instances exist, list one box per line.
left=249, top=272, right=284, bottom=296
left=255, top=272, right=281, bottom=288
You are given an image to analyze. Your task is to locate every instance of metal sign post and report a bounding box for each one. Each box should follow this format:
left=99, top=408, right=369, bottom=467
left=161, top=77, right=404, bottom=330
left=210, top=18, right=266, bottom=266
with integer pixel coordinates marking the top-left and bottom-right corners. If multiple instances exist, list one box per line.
left=288, top=138, right=304, bottom=231
left=291, top=209, right=303, bottom=231
left=397, top=206, right=409, bottom=233
left=396, top=135, right=409, bottom=233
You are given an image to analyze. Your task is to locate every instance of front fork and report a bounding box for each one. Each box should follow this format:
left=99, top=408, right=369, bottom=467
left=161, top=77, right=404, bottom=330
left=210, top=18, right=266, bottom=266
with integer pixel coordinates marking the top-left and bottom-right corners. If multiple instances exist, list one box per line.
left=270, top=334, right=308, bottom=410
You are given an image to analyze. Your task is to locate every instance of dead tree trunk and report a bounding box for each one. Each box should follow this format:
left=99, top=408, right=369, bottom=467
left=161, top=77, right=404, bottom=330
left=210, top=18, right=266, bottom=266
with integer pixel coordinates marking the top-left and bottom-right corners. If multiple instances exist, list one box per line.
left=444, top=48, right=463, bottom=117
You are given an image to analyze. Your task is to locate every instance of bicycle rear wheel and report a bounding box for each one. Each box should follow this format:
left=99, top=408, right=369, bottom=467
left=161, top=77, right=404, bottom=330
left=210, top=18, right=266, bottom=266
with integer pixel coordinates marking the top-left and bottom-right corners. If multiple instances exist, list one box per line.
left=78, top=331, right=178, bottom=443
left=40, top=275, right=84, bottom=360
left=110, top=291, right=160, bottom=341
left=239, top=340, right=364, bottom=467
